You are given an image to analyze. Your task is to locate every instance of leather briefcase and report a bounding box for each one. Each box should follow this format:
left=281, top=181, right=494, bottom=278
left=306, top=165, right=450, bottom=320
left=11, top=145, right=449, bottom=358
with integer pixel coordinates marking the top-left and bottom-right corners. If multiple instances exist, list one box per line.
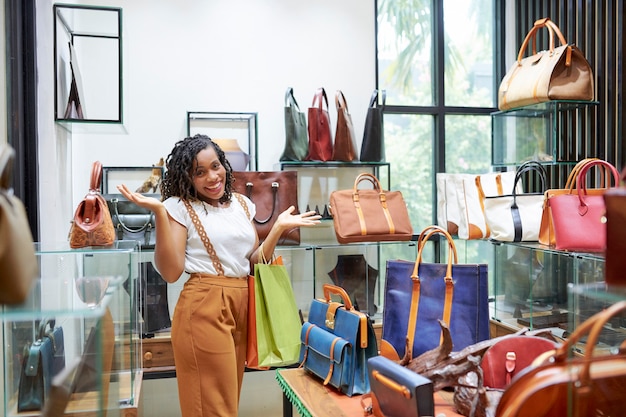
left=299, top=284, right=378, bottom=396
left=329, top=172, right=413, bottom=244
left=366, top=355, right=434, bottom=417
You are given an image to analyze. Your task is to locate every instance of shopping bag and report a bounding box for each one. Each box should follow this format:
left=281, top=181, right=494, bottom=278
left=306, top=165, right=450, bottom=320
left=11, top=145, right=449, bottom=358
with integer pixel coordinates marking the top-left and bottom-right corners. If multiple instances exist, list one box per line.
left=332, top=90, right=358, bottom=162
left=305, top=87, right=333, bottom=161
left=250, top=258, right=302, bottom=368
left=381, top=225, right=489, bottom=361
left=483, top=161, right=547, bottom=242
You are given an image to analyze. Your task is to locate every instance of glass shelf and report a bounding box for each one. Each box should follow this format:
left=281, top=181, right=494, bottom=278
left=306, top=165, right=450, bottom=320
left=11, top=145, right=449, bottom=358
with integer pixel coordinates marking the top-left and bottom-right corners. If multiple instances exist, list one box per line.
left=491, top=100, right=598, bottom=166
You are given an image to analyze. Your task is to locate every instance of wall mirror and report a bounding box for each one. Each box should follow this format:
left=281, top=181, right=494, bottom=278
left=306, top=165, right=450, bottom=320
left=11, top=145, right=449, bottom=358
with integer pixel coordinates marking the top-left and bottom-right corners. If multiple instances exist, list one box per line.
left=54, top=4, right=122, bottom=124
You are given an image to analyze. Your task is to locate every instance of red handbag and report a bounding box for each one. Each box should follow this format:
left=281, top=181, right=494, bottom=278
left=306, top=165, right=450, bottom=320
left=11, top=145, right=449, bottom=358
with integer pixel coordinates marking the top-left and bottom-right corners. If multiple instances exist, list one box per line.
left=548, top=159, right=619, bottom=252
left=305, top=87, right=333, bottom=162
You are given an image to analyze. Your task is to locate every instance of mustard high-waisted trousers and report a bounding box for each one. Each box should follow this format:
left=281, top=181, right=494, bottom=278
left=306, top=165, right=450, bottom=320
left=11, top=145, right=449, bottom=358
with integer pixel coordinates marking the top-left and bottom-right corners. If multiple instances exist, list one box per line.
left=171, top=274, right=248, bottom=417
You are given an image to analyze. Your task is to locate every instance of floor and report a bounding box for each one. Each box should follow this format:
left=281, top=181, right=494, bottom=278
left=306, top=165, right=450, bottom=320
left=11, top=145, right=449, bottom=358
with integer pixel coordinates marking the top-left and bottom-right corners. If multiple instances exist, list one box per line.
left=140, top=370, right=291, bottom=417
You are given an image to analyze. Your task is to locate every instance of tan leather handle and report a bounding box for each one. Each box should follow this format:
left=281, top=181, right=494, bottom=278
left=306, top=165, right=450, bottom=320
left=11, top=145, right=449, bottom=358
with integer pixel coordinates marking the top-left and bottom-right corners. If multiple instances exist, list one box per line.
left=412, top=225, right=458, bottom=278
left=354, top=172, right=383, bottom=193
left=517, top=17, right=569, bottom=63
left=372, top=370, right=412, bottom=399
left=322, top=283, right=354, bottom=311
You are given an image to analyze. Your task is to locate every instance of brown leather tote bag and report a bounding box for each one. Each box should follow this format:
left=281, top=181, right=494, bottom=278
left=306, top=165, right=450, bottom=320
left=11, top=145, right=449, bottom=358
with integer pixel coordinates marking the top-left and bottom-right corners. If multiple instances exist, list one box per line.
left=332, top=90, right=358, bottom=162
left=232, top=170, right=300, bottom=245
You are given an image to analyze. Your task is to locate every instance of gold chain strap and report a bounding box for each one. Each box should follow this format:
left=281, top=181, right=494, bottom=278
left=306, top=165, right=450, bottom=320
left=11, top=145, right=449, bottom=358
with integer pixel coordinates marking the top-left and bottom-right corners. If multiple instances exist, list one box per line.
left=183, top=200, right=225, bottom=276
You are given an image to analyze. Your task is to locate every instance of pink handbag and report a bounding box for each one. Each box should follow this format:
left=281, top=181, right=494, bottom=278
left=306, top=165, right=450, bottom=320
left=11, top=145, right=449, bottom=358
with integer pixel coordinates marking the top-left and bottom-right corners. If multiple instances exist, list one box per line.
left=548, top=159, right=619, bottom=252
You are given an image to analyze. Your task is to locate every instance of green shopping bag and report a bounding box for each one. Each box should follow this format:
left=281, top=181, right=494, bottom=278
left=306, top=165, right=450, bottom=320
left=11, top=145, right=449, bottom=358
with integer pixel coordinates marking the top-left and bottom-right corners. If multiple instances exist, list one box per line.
left=253, top=260, right=302, bottom=367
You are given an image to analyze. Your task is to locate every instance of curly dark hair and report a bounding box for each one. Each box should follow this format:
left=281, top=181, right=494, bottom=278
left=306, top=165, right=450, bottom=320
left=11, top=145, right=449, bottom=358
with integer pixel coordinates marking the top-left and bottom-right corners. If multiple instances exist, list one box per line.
left=160, top=134, right=234, bottom=203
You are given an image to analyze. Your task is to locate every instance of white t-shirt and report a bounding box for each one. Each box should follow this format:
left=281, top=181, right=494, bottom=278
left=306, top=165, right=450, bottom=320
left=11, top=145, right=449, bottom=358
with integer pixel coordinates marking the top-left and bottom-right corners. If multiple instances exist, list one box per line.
left=163, top=194, right=257, bottom=278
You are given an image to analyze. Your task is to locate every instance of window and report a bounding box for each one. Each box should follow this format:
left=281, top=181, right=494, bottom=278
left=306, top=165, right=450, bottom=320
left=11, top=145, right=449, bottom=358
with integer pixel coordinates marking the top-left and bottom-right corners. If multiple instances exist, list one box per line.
left=377, top=0, right=497, bottom=264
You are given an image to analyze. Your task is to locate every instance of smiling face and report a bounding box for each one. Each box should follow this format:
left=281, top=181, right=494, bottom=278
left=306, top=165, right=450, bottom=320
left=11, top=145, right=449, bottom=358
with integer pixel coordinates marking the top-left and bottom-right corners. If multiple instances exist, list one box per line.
left=191, top=145, right=227, bottom=206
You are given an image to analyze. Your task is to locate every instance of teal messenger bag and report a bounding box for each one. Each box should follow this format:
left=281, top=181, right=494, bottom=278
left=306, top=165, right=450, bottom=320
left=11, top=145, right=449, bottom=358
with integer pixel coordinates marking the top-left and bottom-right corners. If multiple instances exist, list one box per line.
left=299, top=284, right=378, bottom=396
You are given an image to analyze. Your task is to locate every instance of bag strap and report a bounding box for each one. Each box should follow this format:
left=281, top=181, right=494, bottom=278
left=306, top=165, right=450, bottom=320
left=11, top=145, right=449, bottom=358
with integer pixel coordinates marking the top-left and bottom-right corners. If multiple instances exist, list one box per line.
left=335, top=90, right=349, bottom=111
left=182, top=200, right=225, bottom=276
left=518, top=17, right=569, bottom=63
left=312, top=87, right=329, bottom=111
left=368, top=89, right=387, bottom=109
left=512, top=161, right=548, bottom=196
left=89, top=161, right=103, bottom=192
left=405, top=225, right=457, bottom=359
left=242, top=180, right=278, bottom=225
left=285, top=87, right=301, bottom=110
left=575, top=160, right=620, bottom=206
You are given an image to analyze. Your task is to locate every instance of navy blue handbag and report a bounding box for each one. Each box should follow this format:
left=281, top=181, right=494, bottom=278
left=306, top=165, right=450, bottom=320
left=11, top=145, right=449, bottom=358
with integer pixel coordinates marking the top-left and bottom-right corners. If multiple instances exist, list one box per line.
left=381, top=226, right=489, bottom=360
left=367, top=355, right=434, bottom=417
left=299, top=284, right=378, bottom=396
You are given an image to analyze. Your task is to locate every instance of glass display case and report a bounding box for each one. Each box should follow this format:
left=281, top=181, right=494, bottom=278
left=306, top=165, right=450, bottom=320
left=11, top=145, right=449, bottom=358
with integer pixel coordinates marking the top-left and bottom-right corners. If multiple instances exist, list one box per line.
left=1, top=241, right=141, bottom=417
left=568, top=281, right=626, bottom=355
left=490, top=241, right=605, bottom=336
left=54, top=4, right=123, bottom=127
left=491, top=100, right=598, bottom=166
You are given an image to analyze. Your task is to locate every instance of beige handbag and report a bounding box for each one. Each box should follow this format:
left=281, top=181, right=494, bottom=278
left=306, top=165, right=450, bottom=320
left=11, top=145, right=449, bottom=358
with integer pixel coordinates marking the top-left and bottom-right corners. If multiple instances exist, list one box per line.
left=0, top=144, right=38, bottom=304
left=498, top=17, right=594, bottom=111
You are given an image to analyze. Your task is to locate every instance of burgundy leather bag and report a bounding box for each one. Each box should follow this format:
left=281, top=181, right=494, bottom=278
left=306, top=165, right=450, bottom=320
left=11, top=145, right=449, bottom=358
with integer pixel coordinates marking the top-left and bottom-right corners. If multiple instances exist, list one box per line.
left=305, top=87, right=333, bottom=161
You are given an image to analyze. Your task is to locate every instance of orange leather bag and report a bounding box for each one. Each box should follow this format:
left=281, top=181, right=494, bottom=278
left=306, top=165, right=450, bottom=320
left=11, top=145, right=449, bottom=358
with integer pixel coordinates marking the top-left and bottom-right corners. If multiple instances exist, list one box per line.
left=495, top=301, right=626, bottom=417
left=329, top=173, right=413, bottom=244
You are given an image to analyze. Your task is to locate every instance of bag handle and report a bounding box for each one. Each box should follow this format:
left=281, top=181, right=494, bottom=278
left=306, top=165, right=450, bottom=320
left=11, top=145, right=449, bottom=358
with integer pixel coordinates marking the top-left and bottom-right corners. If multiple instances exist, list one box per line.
left=285, top=87, right=301, bottom=111
left=564, top=158, right=601, bottom=190
left=351, top=173, right=399, bottom=237
left=368, top=89, right=387, bottom=109
left=322, top=283, right=354, bottom=311
left=371, top=370, right=412, bottom=399
left=517, top=17, right=569, bottom=64
left=243, top=181, right=278, bottom=225
left=312, top=87, right=329, bottom=111
left=554, top=300, right=626, bottom=386
left=335, top=90, right=349, bottom=111
left=89, top=161, right=103, bottom=192
left=403, top=225, right=457, bottom=359
left=0, top=144, right=15, bottom=191
left=512, top=161, right=548, bottom=196
left=575, top=160, right=620, bottom=209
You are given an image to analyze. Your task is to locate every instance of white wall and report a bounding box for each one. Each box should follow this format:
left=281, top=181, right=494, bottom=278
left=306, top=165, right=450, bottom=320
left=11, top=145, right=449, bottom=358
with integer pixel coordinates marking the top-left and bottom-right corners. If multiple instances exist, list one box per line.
left=36, top=0, right=376, bottom=243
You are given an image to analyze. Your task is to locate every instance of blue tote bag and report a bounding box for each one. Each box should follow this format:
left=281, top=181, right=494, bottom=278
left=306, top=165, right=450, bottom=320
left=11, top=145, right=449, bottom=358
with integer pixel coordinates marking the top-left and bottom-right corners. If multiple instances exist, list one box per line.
left=381, top=225, right=489, bottom=360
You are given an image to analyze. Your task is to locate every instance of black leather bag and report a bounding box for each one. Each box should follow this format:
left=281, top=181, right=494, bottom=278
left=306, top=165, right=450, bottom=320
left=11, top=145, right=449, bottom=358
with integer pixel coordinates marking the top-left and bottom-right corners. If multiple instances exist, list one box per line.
left=17, top=319, right=65, bottom=412
left=105, top=195, right=157, bottom=248
left=359, top=89, right=386, bottom=162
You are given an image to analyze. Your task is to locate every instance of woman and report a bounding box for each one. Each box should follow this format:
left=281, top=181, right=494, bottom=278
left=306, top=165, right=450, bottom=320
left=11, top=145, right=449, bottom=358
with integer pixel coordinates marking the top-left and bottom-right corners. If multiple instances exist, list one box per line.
left=117, top=134, right=321, bottom=417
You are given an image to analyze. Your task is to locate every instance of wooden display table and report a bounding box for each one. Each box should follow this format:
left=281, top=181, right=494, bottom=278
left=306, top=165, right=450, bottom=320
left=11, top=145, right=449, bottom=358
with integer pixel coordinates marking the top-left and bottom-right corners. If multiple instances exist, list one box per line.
left=276, top=368, right=463, bottom=417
